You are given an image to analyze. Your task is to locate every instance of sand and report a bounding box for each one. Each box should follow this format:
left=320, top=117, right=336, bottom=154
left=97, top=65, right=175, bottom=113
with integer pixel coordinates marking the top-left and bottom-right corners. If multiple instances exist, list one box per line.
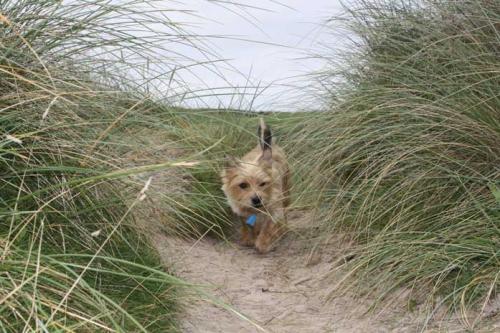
left=148, top=209, right=498, bottom=333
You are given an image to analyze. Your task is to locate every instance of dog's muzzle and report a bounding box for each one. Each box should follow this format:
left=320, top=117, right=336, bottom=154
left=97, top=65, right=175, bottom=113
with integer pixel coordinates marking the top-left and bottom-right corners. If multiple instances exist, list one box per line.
left=251, top=196, right=262, bottom=208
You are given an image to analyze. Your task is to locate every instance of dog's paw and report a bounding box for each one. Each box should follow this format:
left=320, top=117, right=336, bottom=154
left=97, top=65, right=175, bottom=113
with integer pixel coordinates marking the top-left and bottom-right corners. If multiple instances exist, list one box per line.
left=239, top=238, right=255, bottom=247
left=255, top=239, right=271, bottom=254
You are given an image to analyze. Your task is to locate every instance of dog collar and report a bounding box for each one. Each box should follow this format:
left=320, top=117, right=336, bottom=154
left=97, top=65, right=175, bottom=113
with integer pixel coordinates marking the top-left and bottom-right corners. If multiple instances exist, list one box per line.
left=246, top=214, right=257, bottom=227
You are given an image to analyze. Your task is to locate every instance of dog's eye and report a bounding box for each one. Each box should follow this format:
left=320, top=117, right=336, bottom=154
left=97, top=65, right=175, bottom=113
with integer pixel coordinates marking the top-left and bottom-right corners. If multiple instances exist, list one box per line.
left=259, top=182, right=267, bottom=187
left=239, top=182, right=249, bottom=189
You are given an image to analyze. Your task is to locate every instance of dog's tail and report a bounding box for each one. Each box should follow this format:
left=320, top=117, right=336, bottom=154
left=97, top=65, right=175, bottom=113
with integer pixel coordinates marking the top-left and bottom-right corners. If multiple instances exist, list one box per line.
left=258, top=118, right=272, bottom=151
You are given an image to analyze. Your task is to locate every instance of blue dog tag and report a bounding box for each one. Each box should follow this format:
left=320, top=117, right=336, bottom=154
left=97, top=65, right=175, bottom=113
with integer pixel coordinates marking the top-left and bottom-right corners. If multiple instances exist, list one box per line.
left=246, top=214, right=257, bottom=227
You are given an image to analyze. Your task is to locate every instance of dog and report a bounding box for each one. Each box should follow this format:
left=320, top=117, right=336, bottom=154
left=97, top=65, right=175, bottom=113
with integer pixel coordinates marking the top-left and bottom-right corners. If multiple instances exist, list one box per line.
left=221, top=118, right=290, bottom=253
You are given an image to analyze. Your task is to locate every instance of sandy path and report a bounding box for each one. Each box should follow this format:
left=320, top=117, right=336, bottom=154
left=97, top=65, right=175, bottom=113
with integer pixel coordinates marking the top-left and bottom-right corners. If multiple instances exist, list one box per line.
left=150, top=210, right=482, bottom=333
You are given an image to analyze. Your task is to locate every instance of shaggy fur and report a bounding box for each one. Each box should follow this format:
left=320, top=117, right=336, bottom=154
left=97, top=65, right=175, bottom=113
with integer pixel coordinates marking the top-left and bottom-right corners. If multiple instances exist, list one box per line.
left=221, top=119, right=290, bottom=253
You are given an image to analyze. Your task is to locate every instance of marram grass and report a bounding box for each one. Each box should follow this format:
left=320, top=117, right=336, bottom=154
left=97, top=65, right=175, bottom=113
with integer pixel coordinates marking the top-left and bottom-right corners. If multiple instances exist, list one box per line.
left=0, top=0, right=216, bottom=331
left=296, top=0, right=499, bottom=327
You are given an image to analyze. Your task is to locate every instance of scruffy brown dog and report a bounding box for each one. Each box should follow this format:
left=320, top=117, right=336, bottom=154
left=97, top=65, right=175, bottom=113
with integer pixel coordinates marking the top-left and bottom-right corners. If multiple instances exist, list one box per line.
left=221, top=119, right=290, bottom=253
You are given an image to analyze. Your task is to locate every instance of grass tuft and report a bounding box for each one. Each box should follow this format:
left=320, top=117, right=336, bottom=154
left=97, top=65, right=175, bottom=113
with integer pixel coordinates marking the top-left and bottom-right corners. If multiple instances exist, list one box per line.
left=0, top=1, right=215, bottom=331
left=298, top=0, right=500, bottom=326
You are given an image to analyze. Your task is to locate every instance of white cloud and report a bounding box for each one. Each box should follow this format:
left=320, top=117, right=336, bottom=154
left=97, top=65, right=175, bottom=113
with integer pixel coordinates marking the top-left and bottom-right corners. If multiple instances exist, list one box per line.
left=90, top=0, right=351, bottom=111
left=164, top=1, right=350, bottom=111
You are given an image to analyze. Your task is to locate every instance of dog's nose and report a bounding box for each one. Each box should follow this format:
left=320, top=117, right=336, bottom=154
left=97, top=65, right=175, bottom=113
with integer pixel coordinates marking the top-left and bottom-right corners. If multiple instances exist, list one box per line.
left=251, top=196, right=262, bottom=207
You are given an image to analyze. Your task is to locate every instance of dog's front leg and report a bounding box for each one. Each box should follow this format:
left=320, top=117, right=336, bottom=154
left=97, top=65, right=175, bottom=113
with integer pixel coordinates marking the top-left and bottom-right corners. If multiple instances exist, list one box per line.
left=255, top=219, right=273, bottom=253
left=255, top=210, right=287, bottom=254
left=240, top=219, right=255, bottom=247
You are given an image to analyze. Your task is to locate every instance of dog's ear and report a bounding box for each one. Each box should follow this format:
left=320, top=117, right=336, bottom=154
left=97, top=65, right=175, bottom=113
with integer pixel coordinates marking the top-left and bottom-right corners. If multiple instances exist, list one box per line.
left=259, top=145, right=272, bottom=165
left=257, top=118, right=272, bottom=151
left=257, top=118, right=272, bottom=165
left=223, top=155, right=239, bottom=169
left=221, top=155, right=239, bottom=179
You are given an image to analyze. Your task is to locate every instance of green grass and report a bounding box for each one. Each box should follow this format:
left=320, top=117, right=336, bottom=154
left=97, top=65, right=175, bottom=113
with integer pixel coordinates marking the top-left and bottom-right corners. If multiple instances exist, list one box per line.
left=0, top=1, right=212, bottom=331
left=0, top=1, right=307, bottom=330
left=295, top=0, right=500, bottom=325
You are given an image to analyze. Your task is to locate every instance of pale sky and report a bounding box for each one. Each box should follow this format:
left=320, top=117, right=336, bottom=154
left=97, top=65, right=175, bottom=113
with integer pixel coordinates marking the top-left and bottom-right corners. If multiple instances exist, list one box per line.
left=162, top=0, right=348, bottom=111
left=90, top=0, right=351, bottom=111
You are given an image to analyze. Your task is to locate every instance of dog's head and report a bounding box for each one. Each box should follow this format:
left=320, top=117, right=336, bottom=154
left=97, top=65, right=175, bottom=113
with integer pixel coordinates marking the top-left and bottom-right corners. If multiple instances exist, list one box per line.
left=221, top=119, right=273, bottom=216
